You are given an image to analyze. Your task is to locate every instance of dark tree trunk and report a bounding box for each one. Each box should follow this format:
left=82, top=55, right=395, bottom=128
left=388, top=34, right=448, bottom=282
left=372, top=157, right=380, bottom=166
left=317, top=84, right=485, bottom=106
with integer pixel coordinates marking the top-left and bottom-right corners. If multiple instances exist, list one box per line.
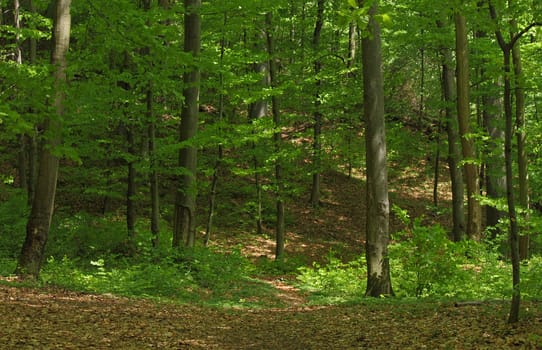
left=147, top=90, right=160, bottom=247
left=310, top=0, right=325, bottom=207
left=173, top=0, right=201, bottom=248
left=488, top=1, right=521, bottom=324
left=126, top=127, right=137, bottom=241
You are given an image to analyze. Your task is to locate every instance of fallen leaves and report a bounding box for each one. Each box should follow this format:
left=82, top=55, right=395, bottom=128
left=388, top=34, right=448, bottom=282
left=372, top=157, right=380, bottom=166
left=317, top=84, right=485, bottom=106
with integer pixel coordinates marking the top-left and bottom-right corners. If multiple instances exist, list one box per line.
left=0, top=285, right=541, bottom=349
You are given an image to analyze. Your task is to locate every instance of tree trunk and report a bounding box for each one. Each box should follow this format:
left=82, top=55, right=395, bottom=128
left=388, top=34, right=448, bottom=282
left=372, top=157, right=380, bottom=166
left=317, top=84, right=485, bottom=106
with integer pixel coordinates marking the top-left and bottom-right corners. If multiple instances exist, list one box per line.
left=248, top=30, right=269, bottom=235
left=361, top=0, right=393, bottom=297
left=503, top=49, right=521, bottom=324
left=488, top=1, right=521, bottom=324
left=440, top=43, right=466, bottom=241
left=16, top=0, right=71, bottom=280
left=310, top=0, right=325, bottom=207
left=205, top=11, right=227, bottom=246
left=173, top=0, right=201, bottom=248
left=483, top=79, right=506, bottom=234
left=454, top=12, right=482, bottom=241
left=126, top=126, right=137, bottom=241
left=265, top=12, right=285, bottom=260
left=512, top=43, right=529, bottom=260
left=345, top=21, right=357, bottom=178
left=147, top=89, right=160, bottom=247
left=140, top=0, right=160, bottom=248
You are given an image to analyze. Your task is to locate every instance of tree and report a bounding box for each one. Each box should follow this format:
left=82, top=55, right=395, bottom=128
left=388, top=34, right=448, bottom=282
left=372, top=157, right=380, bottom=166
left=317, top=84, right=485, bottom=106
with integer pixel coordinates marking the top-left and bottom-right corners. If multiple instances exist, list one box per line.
left=173, top=0, right=202, bottom=248
left=437, top=17, right=466, bottom=242
left=488, top=0, right=541, bottom=323
left=512, top=30, right=529, bottom=260
left=454, top=10, right=482, bottom=241
left=248, top=21, right=270, bottom=236
left=265, top=11, right=285, bottom=260
left=310, top=0, right=325, bottom=207
left=361, top=0, right=393, bottom=297
left=16, top=0, right=71, bottom=279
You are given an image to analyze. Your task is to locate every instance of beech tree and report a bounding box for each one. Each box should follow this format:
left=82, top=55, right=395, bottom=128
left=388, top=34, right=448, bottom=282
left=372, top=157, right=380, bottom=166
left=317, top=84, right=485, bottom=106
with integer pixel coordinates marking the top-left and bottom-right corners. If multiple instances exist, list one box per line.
left=173, top=0, right=202, bottom=248
left=361, top=0, right=393, bottom=297
left=437, top=17, right=466, bottom=242
left=16, top=0, right=71, bottom=279
left=455, top=10, right=482, bottom=241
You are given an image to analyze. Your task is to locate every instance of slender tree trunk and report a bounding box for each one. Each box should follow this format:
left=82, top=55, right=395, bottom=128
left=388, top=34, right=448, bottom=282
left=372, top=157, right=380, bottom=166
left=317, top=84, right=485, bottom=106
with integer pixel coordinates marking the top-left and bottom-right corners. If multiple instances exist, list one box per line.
left=16, top=0, right=71, bottom=279
left=147, top=88, right=160, bottom=247
left=248, top=31, right=269, bottom=235
left=512, top=43, right=529, bottom=260
left=455, top=12, right=482, bottom=241
left=488, top=1, right=520, bottom=324
left=205, top=10, right=227, bottom=246
left=418, top=27, right=425, bottom=126
left=432, top=115, right=442, bottom=207
left=483, top=79, right=506, bottom=234
left=440, top=42, right=466, bottom=241
left=345, top=21, right=357, bottom=178
left=265, top=12, right=285, bottom=260
left=173, top=0, right=201, bottom=248
left=361, top=0, right=393, bottom=297
left=503, top=49, right=520, bottom=324
left=140, top=0, right=160, bottom=248
left=126, top=127, right=137, bottom=241
left=437, top=20, right=466, bottom=242
left=27, top=0, right=38, bottom=204
left=310, top=0, right=325, bottom=207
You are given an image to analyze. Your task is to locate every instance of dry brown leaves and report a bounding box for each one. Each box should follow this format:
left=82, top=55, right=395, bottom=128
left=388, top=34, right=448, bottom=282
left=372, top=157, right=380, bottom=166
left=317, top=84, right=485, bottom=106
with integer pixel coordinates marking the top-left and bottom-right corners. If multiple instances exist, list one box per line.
left=1, top=284, right=541, bottom=349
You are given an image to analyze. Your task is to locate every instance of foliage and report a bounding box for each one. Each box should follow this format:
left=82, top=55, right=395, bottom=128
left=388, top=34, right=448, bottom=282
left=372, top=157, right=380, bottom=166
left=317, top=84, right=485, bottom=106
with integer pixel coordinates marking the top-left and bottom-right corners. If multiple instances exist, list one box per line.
left=389, top=207, right=470, bottom=297
left=0, top=189, right=28, bottom=259
left=254, top=254, right=307, bottom=276
left=296, top=208, right=542, bottom=303
left=296, top=251, right=366, bottom=304
left=39, top=244, right=279, bottom=307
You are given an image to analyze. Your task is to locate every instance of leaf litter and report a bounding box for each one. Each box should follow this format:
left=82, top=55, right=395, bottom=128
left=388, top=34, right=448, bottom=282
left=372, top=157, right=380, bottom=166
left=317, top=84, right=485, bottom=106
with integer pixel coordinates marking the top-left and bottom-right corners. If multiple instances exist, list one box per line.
left=1, top=284, right=541, bottom=349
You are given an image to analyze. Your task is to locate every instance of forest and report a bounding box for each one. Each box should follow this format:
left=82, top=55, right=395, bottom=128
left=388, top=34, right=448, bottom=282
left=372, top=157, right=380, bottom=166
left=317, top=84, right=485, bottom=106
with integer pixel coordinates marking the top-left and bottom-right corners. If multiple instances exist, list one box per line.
left=1, top=0, right=542, bottom=348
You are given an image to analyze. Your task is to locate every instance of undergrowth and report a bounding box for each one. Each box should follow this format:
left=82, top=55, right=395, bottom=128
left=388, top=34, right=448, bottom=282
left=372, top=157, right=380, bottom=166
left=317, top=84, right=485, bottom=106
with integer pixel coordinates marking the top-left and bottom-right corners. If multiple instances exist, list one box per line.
left=1, top=192, right=541, bottom=308
left=295, top=209, right=542, bottom=305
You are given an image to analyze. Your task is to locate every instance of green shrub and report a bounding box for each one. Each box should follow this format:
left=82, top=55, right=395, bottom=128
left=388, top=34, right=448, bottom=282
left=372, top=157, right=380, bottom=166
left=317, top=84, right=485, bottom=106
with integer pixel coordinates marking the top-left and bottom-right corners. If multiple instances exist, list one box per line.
left=254, top=254, right=307, bottom=276
left=296, top=251, right=366, bottom=304
left=389, top=217, right=469, bottom=298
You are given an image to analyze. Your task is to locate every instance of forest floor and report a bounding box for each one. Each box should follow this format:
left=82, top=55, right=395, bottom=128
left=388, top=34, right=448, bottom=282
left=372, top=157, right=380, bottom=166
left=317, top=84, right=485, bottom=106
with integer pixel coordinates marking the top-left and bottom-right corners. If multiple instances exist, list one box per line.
left=1, top=283, right=542, bottom=349
left=2, top=167, right=542, bottom=348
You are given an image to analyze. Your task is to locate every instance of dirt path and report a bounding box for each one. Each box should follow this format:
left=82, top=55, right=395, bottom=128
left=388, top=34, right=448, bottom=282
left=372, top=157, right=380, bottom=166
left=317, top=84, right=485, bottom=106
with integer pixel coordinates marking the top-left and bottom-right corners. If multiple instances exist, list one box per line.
left=1, top=285, right=541, bottom=349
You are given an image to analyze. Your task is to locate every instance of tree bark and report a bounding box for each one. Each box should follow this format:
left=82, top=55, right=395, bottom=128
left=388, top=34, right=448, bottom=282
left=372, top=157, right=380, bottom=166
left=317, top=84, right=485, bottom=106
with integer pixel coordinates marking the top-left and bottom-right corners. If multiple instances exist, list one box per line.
left=488, top=0, right=520, bottom=324
left=483, top=79, right=506, bottom=234
left=16, top=0, right=71, bottom=279
left=205, top=10, right=227, bottom=246
left=361, top=0, right=393, bottom=297
left=173, top=0, right=201, bottom=248
left=441, top=44, right=466, bottom=241
left=248, top=28, right=269, bottom=236
left=454, top=12, right=482, bottom=241
left=310, top=0, right=325, bottom=207
left=512, top=42, right=529, bottom=260
left=265, top=12, right=285, bottom=260
left=126, top=126, right=137, bottom=241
